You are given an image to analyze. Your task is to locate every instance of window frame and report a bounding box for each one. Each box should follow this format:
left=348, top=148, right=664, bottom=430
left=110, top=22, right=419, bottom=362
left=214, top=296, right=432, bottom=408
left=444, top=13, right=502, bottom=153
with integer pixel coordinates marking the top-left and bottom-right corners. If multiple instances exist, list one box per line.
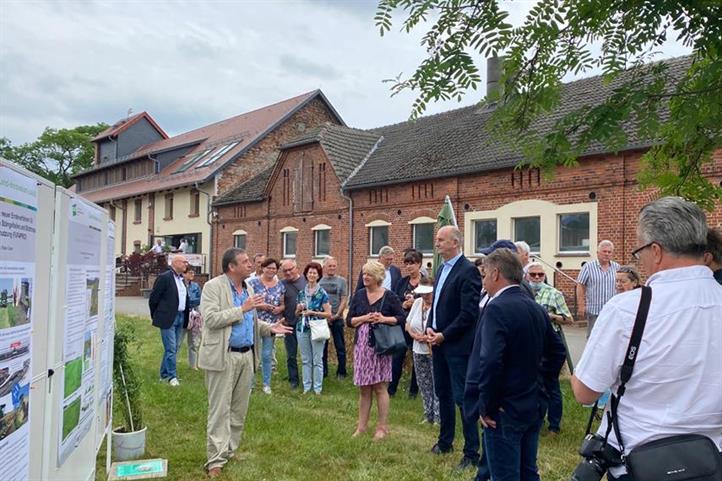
left=557, top=212, right=591, bottom=254
left=412, top=222, right=435, bottom=254
left=314, top=229, right=330, bottom=257
left=282, top=230, right=298, bottom=258
left=473, top=218, right=497, bottom=255
left=368, top=226, right=389, bottom=256
left=513, top=216, right=541, bottom=254
left=233, top=234, right=246, bottom=249
left=133, top=198, right=142, bottom=224
left=189, top=189, right=200, bottom=217
left=164, top=193, right=174, bottom=220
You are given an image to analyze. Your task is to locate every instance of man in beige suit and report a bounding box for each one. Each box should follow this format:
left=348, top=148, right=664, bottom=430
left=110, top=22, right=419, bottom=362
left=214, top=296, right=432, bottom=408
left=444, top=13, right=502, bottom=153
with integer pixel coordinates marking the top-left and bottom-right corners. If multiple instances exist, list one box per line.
left=199, top=247, right=291, bottom=478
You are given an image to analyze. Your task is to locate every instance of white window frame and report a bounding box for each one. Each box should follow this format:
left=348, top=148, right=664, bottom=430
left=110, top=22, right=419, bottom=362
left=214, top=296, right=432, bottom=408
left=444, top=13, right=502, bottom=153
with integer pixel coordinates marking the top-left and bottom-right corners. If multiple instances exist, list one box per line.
left=311, top=224, right=331, bottom=258
left=366, top=220, right=391, bottom=257
left=557, top=212, right=591, bottom=254
left=409, top=217, right=435, bottom=254
left=280, top=226, right=298, bottom=258
left=473, top=218, right=498, bottom=255
left=232, top=229, right=247, bottom=249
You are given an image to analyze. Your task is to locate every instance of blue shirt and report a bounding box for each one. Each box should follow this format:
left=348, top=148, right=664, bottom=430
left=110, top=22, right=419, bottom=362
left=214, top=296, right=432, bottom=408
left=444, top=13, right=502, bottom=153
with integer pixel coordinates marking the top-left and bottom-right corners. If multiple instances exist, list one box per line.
left=432, top=252, right=463, bottom=329
left=228, top=278, right=254, bottom=348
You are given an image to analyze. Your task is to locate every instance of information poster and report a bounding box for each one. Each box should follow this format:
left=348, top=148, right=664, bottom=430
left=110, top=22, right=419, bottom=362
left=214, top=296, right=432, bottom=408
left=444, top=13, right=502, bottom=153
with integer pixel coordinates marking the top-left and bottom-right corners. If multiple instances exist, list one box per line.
left=0, top=167, right=37, bottom=481
left=98, top=220, right=115, bottom=440
left=58, top=199, right=102, bottom=465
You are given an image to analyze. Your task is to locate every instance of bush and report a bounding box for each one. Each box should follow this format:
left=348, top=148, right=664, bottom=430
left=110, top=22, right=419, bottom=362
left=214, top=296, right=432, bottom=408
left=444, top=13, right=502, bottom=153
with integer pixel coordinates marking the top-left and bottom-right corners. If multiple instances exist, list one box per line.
left=113, top=322, right=144, bottom=432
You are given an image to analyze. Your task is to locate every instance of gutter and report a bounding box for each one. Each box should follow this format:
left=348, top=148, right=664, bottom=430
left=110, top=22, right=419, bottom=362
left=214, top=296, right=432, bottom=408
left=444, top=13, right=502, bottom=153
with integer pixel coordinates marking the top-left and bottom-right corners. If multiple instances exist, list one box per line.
left=195, top=181, right=214, bottom=275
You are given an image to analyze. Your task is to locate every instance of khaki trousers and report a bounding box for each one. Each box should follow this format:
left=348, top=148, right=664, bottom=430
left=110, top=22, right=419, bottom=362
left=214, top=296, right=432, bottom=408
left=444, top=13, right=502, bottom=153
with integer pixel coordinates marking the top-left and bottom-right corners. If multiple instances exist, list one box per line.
left=204, top=350, right=254, bottom=471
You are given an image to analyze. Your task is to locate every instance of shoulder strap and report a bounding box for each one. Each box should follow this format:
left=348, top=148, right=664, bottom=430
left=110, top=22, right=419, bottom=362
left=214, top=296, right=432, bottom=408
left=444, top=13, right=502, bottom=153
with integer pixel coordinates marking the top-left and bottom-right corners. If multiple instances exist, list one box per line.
left=606, top=285, right=652, bottom=454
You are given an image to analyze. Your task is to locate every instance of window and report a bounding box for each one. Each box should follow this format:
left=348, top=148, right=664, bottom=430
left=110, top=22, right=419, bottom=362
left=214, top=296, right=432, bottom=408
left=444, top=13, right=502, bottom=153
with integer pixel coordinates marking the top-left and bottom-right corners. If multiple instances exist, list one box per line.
left=413, top=223, right=435, bottom=254
left=314, top=229, right=330, bottom=257
left=133, top=241, right=141, bottom=254
left=175, top=148, right=213, bottom=173
left=189, top=189, right=200, bottom=217
left=234, top=234, right=246, bottom=249
left=133, top=199, right=142, bottom=223
left=473, top=219, right=497, bottom=254
left=369, top=226, right=389, bottom=256
left=513, top=216, right=541, bottom=253
left=559, top=213, right=590, bottom=252
left=282, top=231, right=297, bottom=258
left=164, top=193, right=174, bottom=220
left=196, top=141, right=240, bottom=169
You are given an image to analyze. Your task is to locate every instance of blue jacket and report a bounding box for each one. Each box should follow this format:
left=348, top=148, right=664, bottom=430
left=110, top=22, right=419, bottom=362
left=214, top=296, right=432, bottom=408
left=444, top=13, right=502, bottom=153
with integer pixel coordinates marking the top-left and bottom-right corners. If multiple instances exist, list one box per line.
left=464, top=285, right=566, bottom=423
left=426, top=255, right=481, bottom=355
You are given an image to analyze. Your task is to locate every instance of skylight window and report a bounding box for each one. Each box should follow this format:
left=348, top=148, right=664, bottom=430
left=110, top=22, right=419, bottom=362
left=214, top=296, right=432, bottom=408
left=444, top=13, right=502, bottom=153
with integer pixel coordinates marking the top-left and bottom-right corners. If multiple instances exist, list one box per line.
left=195, top=141, right=240, bottom=169
left=174, top=148, right=213, bottom=173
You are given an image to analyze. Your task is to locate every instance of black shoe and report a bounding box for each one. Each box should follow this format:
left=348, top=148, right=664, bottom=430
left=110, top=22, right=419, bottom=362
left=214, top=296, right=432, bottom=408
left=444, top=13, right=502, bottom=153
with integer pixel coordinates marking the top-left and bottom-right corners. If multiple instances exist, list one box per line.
left=455, top=456, right=479, bottom=471
left=336, top=373, right=347, bottom=380
left=430, top=443, right=453, bottom=455
left=289, top=382, right=299, bottom=390
left=408, top=392, right=418, bottom=400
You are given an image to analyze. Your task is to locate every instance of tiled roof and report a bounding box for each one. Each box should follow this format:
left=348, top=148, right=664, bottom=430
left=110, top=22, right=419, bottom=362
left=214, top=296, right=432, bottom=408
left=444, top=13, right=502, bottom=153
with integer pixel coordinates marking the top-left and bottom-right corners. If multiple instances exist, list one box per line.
left=77, top=90, right=343, bottom=203
left=92, top=111, right=168, bottom=141
left=344, top=55, right=691, bottom=189
left=214, top=123, right=381, bottom=206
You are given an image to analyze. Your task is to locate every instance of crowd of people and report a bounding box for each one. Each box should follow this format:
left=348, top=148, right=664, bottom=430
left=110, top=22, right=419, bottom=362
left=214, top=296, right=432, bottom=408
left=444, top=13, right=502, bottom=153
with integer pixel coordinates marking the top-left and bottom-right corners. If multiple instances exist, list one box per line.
left=146, top=196, right=722, bottom=480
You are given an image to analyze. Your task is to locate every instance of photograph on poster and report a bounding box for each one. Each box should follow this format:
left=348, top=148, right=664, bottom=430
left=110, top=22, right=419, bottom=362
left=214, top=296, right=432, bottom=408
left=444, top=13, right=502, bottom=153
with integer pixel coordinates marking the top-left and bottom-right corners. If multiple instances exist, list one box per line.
left=0, top=379, right=29, bottom=442
left=83, top=331, right=93, bottom=372
left=0, top=337, right=29, bottom=362
left=64, top=357, right=82, bottom=398
left=0, top=277, right=31, bottom=330
left=62, top=397, right=81, bottom=441
left=86, top=276, right=99, bottom=318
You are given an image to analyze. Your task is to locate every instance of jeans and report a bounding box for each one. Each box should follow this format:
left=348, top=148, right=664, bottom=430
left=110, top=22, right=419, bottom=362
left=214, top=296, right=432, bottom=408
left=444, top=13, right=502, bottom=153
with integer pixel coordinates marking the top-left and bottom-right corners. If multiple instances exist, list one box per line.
left=543, top=376, right=562, bottom=432
left=261, top=335, right=274, bottom=387
left=484, top=411, right=543, bottom=481
left=433, top=351, right=479, bottom=460
left=322, top=319, right=347, bottom=377
left=284, top=326, right=299, bottom=387
left=160, top=312, right=184, bottom=380
left=297, top=328, right=325, bottom=393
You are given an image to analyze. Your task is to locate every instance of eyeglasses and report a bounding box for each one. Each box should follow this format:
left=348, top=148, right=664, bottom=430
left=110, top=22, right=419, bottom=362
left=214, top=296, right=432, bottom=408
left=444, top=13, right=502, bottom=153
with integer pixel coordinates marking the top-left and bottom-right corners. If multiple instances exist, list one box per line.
left=528, top=272, right=545, bottom=278
left=631, top=242, right=654, bottom=260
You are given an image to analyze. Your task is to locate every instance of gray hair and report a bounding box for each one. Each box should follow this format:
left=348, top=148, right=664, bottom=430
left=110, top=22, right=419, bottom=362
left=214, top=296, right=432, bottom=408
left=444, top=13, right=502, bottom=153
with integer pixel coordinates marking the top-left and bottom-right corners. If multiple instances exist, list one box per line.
left=638, top=197, right=707, bottom=257
left=514, top=241, right=530, bottom=254
left=322, top=256, right=337, bottom=266
left=280, top=258, right=297, bottom=269
left=378, top=245, right=395, bottom=256
left=598, top=240, right=614, bottom=250
left=526, top=261, right=544, bottom=271
left=222, top=248, right=247, bottom=273
left=485, top=248, right=524, bottom=284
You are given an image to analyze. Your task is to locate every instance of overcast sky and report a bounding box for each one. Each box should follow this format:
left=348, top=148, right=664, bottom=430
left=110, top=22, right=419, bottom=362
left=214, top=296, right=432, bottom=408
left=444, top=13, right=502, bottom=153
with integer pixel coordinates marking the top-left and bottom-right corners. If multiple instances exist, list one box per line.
left=0, top=0, right=690, bottom=145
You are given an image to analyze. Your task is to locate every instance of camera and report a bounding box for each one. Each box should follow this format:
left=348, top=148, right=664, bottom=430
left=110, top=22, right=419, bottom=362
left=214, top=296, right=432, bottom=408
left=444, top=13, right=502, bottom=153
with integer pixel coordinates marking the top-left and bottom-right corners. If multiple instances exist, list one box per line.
left=569, top=433, right=623, bottom=481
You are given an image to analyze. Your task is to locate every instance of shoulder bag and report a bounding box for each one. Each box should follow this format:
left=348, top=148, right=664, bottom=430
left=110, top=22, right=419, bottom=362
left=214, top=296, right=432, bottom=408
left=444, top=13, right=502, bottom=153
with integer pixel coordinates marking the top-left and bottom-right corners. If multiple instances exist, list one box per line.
left=303, top=289, right=330, bottom=342
left=607, top=286, right=722, bottom=481
left=369, top=291, right=407, bottom=356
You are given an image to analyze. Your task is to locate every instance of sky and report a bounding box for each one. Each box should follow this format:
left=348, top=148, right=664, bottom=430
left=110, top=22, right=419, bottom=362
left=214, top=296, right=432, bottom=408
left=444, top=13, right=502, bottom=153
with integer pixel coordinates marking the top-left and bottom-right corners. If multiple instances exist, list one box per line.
left=0, top=0, right=690, bottom=145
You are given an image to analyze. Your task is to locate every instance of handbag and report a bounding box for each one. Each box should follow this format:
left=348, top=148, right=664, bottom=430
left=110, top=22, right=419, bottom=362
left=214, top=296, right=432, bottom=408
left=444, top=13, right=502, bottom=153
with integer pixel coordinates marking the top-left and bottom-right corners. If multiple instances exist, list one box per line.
left=606, top=286, right=722, bottom=481
left=308, top=318, right=330, bottom=342
left=368, top=292, right=406, bottom=356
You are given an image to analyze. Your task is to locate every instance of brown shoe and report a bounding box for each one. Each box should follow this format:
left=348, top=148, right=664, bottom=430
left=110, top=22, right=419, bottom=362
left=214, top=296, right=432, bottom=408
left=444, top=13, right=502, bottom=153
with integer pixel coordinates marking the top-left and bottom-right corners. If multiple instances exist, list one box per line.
left=208, top=467, right=222, bottom=478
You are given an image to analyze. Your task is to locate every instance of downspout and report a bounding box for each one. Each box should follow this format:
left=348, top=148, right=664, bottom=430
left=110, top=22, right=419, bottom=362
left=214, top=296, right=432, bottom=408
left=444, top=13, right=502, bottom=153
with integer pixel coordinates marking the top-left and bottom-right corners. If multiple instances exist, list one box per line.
left=195, top=181, right=213, bottom=275
left=340, top=189, right=354, bottom=282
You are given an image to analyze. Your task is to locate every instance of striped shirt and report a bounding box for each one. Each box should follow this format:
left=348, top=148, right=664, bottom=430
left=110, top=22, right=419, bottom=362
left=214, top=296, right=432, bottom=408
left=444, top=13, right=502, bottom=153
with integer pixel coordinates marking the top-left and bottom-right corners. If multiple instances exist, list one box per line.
left=576, top=260, right=619, bottom=315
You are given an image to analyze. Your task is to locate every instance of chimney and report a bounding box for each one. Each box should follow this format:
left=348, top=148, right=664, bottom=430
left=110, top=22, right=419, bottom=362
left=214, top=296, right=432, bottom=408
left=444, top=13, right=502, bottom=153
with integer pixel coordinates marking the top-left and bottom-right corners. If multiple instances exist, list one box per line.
left=486, top=56, right=503, bottom=101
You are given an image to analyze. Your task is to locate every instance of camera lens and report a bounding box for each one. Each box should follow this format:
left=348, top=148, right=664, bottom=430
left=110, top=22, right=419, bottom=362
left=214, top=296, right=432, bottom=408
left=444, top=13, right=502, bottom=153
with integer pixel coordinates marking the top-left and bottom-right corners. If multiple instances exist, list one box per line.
left=569, top=459, right=606, bottom=481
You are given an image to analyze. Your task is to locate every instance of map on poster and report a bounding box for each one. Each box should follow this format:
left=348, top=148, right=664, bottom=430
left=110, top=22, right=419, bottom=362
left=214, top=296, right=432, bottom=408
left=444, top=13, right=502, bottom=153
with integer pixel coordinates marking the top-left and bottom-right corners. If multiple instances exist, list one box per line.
left=0, top=166, right=37, bottom=481
left=58, top=198, right=103, bottom=466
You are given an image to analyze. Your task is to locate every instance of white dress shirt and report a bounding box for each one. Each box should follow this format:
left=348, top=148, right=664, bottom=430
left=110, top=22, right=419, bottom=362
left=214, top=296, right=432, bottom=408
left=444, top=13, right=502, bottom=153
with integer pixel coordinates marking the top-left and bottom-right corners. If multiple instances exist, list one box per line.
left=173, top=272, right=187, bottom=312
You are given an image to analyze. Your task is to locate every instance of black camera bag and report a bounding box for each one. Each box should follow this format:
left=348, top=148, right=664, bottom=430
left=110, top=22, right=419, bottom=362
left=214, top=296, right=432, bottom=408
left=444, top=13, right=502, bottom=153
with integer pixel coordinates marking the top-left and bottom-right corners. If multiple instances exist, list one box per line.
left=608, top=286, right=722, bottom=481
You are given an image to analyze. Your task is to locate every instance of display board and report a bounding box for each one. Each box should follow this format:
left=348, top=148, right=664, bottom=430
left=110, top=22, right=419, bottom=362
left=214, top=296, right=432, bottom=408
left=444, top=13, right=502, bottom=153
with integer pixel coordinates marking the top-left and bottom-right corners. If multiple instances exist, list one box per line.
left=0, top=160, right=114, bottom=481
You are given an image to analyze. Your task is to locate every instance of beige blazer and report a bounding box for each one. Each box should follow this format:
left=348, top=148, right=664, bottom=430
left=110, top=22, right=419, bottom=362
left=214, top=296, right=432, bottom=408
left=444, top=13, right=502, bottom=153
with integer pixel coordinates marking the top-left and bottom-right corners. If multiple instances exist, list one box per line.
left=198, top=274, right=272, bottom=372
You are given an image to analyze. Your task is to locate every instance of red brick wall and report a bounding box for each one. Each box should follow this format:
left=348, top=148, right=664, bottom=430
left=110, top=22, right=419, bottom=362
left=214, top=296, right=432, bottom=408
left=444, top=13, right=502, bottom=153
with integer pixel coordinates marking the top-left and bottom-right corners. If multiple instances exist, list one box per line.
left=215, top=98, right=342, bottom=196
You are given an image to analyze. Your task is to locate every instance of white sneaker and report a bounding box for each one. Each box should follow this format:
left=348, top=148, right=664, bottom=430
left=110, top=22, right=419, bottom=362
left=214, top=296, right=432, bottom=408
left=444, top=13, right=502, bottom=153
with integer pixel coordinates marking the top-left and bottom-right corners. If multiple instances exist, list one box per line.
left=169, top=378, right=180, bottom=387
left=263, top=385, right=272, bottom=395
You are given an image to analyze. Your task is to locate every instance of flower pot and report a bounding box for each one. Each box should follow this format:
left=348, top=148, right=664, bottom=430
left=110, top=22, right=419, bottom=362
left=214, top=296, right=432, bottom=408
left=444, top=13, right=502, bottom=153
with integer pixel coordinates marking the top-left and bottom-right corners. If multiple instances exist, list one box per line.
left=112, top=426, right=147, bottom=461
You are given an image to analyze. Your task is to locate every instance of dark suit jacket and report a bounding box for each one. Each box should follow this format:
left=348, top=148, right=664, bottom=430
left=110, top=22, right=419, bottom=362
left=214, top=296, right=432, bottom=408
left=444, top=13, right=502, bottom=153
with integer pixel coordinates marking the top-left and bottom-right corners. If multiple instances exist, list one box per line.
left=149, top=269, right=190, bottom=329
left=355, top=264, right=402, bottom=292
left=426, top=255, right=481, bottom=355
left=464, top=285, right=566, bottom=424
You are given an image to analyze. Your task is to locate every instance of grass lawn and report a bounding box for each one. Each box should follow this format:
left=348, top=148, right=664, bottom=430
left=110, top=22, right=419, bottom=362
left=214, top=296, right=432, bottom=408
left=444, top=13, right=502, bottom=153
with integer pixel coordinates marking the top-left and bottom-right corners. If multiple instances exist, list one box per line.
left=97, top=315, right=591, bottom=481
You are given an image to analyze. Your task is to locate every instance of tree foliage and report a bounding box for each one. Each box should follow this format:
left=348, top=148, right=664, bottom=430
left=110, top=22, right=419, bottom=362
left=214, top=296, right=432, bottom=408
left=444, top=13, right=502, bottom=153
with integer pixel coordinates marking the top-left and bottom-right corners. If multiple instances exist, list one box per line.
left=376, top=0, right=722, bottom=209
left=1, top=123, right=108, bottom=188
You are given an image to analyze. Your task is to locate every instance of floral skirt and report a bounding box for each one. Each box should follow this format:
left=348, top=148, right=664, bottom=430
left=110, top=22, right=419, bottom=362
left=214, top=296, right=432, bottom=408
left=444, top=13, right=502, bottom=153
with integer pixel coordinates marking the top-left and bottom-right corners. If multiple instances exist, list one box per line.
left=353, top=324, right=392, bottom=386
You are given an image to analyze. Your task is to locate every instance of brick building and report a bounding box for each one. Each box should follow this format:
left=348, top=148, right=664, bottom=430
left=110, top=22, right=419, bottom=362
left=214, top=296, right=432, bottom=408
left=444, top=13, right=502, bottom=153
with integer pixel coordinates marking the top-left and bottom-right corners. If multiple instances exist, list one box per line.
left=212, top=56, right=722, bottom=306
left=74, top=90, right=343, bottom=273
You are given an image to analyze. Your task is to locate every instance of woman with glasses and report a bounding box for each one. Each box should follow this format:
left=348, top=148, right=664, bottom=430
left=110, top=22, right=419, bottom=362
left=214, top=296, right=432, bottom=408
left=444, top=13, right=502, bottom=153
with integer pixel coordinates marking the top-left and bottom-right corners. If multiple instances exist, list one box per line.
left=615, top=265, right=642, bottom=293
left=248, top=258, right=285, bottom=394
left=347, top=260, right=405, bottom=440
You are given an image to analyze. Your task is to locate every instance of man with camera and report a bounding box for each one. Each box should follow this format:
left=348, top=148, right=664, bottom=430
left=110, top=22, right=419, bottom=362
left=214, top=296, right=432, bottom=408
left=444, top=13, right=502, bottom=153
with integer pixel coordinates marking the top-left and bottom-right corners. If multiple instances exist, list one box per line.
left=571, top=197, right=722, bottom=481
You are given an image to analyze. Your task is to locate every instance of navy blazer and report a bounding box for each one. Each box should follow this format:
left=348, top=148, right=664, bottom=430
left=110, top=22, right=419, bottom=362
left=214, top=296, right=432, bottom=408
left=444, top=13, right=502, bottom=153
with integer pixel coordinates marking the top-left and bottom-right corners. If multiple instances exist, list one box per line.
left=148, top=269, right=190, bottom=329
left=355, top=264, right=402, bottom=293
left=464, top=285, right=566, bottom=424
left=426, top=255, right=481, bottom=355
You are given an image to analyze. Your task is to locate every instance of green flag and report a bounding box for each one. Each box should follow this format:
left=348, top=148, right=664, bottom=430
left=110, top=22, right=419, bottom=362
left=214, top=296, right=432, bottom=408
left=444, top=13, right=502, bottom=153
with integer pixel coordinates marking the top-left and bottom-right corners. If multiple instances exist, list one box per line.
left=432, top=195, right=458, bottom=278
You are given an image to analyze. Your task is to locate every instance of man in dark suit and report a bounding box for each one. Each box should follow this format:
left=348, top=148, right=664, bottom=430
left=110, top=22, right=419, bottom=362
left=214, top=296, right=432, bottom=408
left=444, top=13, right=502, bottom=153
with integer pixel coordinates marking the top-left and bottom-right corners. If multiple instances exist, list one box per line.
left=425, top=226, right=482, bottom=471
left=465, top=248, right=565, bottom=481
left=355, top=245, right=401, bottom=292
left=149, top=255, right=190, bottom=386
